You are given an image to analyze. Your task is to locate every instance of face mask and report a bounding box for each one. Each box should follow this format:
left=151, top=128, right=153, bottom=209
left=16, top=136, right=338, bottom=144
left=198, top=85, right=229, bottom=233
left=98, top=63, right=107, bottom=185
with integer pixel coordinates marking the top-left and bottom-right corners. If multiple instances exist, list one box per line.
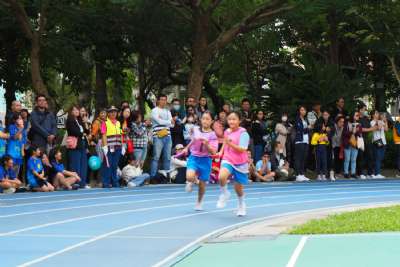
left=282, top=116, right=288, bottom=122
left=279, top=149, right=284, bottom=154
left=173, top=105, right=180, bottom=111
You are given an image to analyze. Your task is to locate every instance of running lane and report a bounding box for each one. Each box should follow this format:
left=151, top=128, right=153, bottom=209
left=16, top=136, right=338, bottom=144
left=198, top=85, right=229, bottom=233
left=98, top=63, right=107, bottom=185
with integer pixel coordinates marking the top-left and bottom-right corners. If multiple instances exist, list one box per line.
left=0, top=179, right=399, bottom=267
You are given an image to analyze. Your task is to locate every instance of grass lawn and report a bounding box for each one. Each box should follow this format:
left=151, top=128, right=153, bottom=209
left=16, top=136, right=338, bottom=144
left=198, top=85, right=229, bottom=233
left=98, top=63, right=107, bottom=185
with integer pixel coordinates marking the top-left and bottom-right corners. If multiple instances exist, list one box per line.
left=289, top=205, right=400, bottom=235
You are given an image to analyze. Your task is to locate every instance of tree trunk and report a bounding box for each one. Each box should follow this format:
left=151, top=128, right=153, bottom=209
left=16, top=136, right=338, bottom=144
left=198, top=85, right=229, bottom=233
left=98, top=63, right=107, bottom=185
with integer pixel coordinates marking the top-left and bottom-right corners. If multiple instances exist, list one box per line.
left=327, top=8, right=339, bottom=67
left=95, top=62, right=108, bottom=111
left=4, top=41, right=18, bottom=110
left=137, top=53, right=146, bottom=115
left=388, top=56, right=400, bottom=86
left=203, top=79, right=224, bottom=110
left=187, top=12, right=211, bottom=100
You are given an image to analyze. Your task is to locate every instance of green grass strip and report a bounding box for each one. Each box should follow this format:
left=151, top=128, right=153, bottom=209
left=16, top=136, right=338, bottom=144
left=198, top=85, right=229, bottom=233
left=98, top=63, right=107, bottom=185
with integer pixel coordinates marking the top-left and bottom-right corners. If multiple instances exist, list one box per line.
left=289, top=205, right=400, bottom=235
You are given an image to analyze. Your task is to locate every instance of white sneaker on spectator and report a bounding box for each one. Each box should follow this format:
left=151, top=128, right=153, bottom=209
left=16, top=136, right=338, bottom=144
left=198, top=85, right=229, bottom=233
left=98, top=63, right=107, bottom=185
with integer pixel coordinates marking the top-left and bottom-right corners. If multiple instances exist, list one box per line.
left=322, top=175, right=327, bottom=181
left=216, top=191, right=231, bottom=209
left=127, top=182, right=137, bottom=188
left=296, top=175, right=310, bottom=182
left=329, top=171, right=335, bottom=180
left=194, top=202, right=203, bottom=211
left=236, top=203, right=247, bottom=217
left=359, top=175, right=367, bottom=180
left=374, top=174, right=385, bottom=179
left=185, top=182, right=193, bottom=193
left=316, top=175, right=323, bottom=181
left=330, top=176, right=336, bottom=181
left=3, top=188, right=16, bottom=194
left=84, top=185, right=91, bottom=189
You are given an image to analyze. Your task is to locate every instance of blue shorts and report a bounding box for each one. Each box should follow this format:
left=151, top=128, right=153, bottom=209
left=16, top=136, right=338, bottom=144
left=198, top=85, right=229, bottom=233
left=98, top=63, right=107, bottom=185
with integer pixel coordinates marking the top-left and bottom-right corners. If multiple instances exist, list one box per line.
left=187, top=155, right=212, bottom=181
left=221, top=163, right=248, bottom=185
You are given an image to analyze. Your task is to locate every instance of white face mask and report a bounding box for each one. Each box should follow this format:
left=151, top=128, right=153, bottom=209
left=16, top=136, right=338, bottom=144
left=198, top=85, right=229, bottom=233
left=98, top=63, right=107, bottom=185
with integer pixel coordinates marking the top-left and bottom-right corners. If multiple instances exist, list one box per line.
left=282, top=116, right=288, bottom=122
left=173, top=105, right=180, bottom=111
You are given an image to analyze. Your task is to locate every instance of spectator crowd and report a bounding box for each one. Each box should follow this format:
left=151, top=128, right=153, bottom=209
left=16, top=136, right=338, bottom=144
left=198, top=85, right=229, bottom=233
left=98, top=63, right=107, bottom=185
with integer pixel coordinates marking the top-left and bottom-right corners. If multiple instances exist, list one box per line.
left=1, top=94, right=399, bottom=194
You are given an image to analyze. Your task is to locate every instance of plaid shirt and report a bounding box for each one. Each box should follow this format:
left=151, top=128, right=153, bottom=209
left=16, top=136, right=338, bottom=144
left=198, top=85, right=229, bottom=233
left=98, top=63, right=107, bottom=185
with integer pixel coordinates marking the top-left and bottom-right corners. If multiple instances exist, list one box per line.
left=130, top=122, right=148, bottom=148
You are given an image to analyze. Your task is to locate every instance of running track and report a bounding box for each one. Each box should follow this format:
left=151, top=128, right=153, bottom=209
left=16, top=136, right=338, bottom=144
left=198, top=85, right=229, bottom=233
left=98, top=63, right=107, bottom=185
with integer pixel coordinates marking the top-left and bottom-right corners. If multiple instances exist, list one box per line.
left=1, top=179, right=400, bottom=267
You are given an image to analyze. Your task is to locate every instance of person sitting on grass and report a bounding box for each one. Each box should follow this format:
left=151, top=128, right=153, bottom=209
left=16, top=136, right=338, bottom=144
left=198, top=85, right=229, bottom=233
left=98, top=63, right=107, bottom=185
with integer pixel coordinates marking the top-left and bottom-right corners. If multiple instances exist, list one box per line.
left=27, top=146, right=54, bottom=192
left=121, top=154, right=150, bottom=187
left=255, top=152, right=276, bottom=182
left=49, top=149, right=81, bottom=190
left=0, top=156, right=22, bottom=194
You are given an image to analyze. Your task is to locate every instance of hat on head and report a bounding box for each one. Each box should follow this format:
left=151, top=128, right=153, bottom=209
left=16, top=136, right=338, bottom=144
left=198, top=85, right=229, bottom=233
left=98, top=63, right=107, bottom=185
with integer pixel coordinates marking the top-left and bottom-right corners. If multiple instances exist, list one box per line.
left=107, top=105, right=119, bottom=113
left=175, top=144, right=184, bottom=150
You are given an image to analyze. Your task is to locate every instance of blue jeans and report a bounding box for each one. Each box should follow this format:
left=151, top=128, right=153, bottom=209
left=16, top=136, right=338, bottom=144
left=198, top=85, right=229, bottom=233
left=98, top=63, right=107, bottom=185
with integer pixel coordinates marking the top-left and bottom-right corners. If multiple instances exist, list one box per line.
left=130, top=173, right=151, bottom=186
left=253, top=144, right=264, bottom=164
left=68, top=148, right=88, bottom=187
left=134, top=147, right=148, bottom=162
left=101, top=148, right=121, bottom=188
left=344, top=147, right=358, bottom=175
left=373, top=145, right=386, bottom=175
left=150, top=136, right=172, bottom=177
left=315, top=145, right=327, bottom=175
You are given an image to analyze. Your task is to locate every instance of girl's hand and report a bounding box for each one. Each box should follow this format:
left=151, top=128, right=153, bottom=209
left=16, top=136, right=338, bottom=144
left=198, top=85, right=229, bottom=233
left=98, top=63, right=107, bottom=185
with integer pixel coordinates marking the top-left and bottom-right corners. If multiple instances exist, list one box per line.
left=201, top=138, right=209, bottom=146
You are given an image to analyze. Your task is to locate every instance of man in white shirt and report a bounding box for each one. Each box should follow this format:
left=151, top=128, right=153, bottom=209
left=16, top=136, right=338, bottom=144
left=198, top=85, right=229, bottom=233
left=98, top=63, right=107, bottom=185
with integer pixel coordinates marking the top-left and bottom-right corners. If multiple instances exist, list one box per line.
left=150, top=94, right=173, bottom=177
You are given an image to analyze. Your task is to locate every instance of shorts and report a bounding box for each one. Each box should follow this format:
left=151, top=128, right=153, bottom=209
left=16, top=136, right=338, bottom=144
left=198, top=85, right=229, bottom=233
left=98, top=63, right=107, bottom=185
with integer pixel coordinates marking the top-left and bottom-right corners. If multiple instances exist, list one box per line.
left=187, top=155, right=212, bottom=181
left=221, top=162, right=248, bottom=185
left=31, top=178, right=49, bottom=188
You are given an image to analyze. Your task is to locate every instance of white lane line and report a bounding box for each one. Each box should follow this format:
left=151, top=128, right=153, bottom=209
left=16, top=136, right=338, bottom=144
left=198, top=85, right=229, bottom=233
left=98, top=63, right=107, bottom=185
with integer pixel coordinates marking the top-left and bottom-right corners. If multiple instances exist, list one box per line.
left=12, top=233, right=195, bottom=240
left=3, top=190, right=400, bottom=237
left=2, top=180, right=398, bottom=202
left=3, top=182, right=400, bottom=208
left=2, top=185, right=400, bottom=218
left=16, top=200, right=395, bottom=267
left=286, top=236, right=308, bottom=267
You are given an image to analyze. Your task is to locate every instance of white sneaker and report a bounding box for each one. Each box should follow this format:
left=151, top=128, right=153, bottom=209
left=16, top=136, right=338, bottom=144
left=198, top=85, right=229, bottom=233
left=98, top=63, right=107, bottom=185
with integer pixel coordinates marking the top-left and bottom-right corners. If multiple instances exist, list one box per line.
left=3, top=187, right=16, bottom=194
left=236, top=203, right=247, bottom=217
left=329, top=171, right=335, bottom=180
left=316, top=175, right=322, bottom=181
left=216, top=191, right=231, bottom=209
left=194, top=202, right=203, bottom=211
left=374, top=174, right=385, bottom=179
left=303, top=175, right=311, bottom=181
left=185, top=182, right=193, bottom=193
left=84, top=185, right=91, bottom=189
left=360, top=175, right=367, bottom=180
left=330, top=176, right=336, bottom=181
left=296, top=175, right=310, bottom=182
left=127, top=182, right=137, bottom=188
left=322, top=175, right=327, bottom=181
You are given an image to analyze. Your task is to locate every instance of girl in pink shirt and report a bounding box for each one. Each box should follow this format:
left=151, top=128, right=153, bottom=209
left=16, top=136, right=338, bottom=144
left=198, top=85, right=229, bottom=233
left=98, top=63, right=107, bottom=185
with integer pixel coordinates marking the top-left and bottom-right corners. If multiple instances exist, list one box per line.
left=183, top=111, right=218, bottom=211
left=217, top=111, right=250, bottom=217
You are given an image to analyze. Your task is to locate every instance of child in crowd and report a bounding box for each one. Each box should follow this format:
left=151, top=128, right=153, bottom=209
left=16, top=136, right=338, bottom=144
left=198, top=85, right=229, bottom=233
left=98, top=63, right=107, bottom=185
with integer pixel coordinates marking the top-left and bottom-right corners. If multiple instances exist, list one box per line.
left=121, top=154, right=150, bottom=187
left=210, top=154, right=221, bottom=184
left=0, top=156, right=22, bottom=194
left=255, top=153, right=276, bottom=182
left=7, top=114, right=26, bottom=177
left=27, top=146, right=54, bottom=192
left=311, top=122, right=330, bottom=181
left=183, top=114, right=196, bottom=145
left=0, top=120, right=9, bottom=159
left=184, top=111, right=218, bottom=211
left=49, top=149, right=81, bottom=190
left=217, top=111, right=250, bottom=217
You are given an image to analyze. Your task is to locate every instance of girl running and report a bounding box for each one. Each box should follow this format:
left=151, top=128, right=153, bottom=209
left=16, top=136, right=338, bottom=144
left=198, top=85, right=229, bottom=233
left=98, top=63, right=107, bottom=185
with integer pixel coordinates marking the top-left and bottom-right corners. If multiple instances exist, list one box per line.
left=183, top=111, right=218, bottom=211
left=217, top=111, right=250, bottom=217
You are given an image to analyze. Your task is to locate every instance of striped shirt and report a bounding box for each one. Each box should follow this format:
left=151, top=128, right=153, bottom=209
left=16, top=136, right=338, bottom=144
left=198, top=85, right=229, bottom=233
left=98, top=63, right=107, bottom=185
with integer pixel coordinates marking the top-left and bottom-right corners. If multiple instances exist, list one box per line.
left=151, top=107, right=172, bottom=135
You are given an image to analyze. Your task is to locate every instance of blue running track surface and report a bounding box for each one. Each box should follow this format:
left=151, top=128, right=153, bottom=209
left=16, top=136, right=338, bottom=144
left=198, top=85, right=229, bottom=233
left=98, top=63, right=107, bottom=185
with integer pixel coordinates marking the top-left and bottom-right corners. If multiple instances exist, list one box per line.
left=1, top=179, right=400, bottom=267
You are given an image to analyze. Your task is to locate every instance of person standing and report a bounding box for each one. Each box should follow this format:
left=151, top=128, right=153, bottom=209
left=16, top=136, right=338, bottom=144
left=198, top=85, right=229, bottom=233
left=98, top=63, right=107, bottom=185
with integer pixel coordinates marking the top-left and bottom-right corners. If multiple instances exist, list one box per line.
left=66, top=105, right=90, bottom=188
left=251, top=110, right=267, bottom=163
left=342, top=112, right=363, bottom=178
left=101, top=106, right=123, bottom=188
left=307, top=102, right=321, bottom=128
left=29, top=95, right=57, bottom=152
left=150, top=94, right=173, bottom=178
left=294, top=106, right=311, bottom=182
left=275, top=112, right=292, bottom=158
left=357, top=103, right=376, bottom=178
left=370, top=111, right=388, bottom=179
left=332, top=116, right=345, bottom=176
left=393, top=110, right=400, bottom=177
left=130, top=111, right=149, bottom=168
left=5, top=100, right=22, bottom=128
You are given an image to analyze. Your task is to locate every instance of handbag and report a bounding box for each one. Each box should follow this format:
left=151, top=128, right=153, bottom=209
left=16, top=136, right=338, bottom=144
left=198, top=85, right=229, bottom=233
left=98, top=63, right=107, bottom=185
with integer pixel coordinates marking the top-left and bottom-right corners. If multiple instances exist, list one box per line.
left=349, top=135, right=357, bottom=148
left=127, top=139, right=134, bottom=154
left=373, top=139, right=384, bottom=147
left=156, top=128, right=169, bottom=138
left=66, top=136, right=78, bottom=149
left=357, top=137, right=365, bottom=151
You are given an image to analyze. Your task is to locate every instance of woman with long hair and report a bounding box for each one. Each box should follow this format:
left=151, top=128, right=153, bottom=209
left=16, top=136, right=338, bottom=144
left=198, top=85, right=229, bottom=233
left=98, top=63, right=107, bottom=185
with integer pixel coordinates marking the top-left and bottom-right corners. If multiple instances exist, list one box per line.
left=251, top=110, right=267, bottom=163
left=66, top=105, right=90, bottom=188
left=294, top=106, right=311, bottom=182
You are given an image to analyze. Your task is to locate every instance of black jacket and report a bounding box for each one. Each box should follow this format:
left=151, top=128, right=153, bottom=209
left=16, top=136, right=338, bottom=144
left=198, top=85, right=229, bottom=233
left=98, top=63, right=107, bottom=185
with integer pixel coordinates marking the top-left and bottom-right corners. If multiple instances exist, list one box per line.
left=29, top=108, right=57, bottom=148
left=66, top=118, right=89, bottom=150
